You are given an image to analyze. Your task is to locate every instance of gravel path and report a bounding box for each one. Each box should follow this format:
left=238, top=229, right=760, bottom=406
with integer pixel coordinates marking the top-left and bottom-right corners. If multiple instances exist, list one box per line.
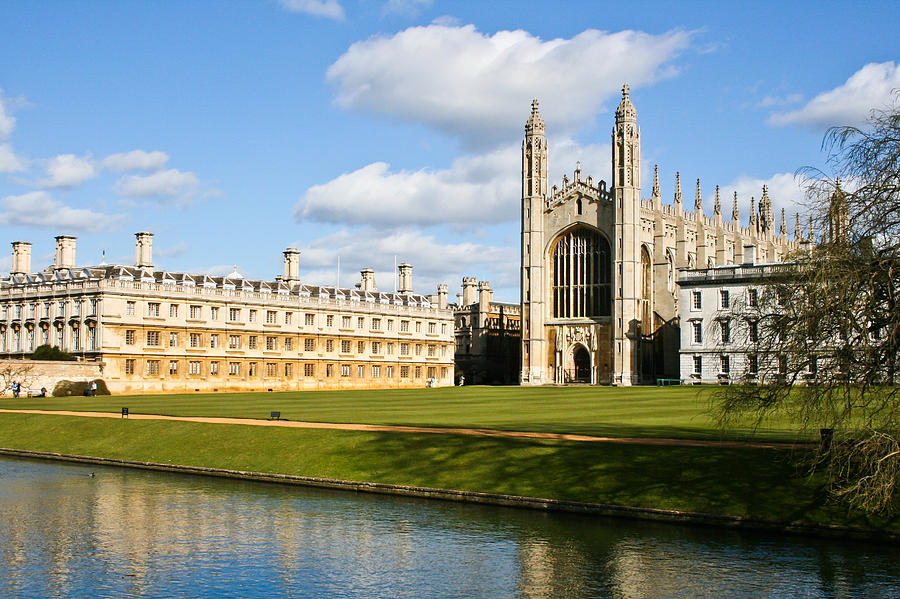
left=0, top=408, right=805, bottom=449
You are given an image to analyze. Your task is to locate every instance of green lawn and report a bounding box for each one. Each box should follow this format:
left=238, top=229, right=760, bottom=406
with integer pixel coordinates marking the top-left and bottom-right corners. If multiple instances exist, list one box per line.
left=0, top=412, right=892, bottom=531
left=1, top=385, right=808, bottom=442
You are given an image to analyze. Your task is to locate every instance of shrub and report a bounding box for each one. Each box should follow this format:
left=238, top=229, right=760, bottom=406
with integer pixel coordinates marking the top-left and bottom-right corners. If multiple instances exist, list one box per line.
left=30, top=345, right=77, bottom=361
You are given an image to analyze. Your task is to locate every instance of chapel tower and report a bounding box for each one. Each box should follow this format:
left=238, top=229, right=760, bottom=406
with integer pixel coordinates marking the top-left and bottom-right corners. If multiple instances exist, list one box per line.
left=520, top=100, right=549, bottom=383
left=611, top=84, right=642, bottom=385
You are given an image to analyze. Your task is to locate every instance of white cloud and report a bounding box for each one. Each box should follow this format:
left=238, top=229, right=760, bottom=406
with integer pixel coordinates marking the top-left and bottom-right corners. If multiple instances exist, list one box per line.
left=155, top=242, right=189, bottom=259
left=296, top=145, right=518, bottom=227
left=194, top=264, right=243, bottom=277
left=297, top=137, right=611, bottom=229
left=114, top=169, right=200, bottom=201
left=327, top=24, right=691, bottom=148
left=756, top=93, right=803, bottom=108
left=384, top=0, right=432, bottom=16
left=39, top=153, right=97, bottom=188
left=770, top=62, right=900, bottom=128
left=297, top=228, right=518, bottom=297
left=0, top=98, right=15, bottom=141
left=102, top=150, right=169, bottom=172
left=0, top=143, right=25, bottom=173
left=0, top=191, right=124, bottom=233
left=278, top=0, right=344, bottom=20
left=718, top=172, right=806, bottom=229
left=0, top=94, right=25, bottom=173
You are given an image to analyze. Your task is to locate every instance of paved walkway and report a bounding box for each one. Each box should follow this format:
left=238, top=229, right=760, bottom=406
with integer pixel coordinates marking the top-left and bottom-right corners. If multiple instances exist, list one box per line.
left=0, top=408, right=805, bottom=450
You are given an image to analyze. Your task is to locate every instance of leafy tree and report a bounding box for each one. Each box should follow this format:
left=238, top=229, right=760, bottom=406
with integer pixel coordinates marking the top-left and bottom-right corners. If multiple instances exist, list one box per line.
left=30, top=344, right=77, bottom=361
left=716, top=96, right=900, bottom=513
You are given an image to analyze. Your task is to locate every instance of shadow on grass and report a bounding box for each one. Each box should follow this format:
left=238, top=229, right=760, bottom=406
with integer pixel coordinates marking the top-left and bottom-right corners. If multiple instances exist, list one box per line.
left=345, top=431, right=896, bottom=530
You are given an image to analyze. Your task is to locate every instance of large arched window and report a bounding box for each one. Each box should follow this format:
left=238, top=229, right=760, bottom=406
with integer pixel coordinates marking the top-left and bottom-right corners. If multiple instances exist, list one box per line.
left=640, top=245, right=652, bottom=331
left=551, top=228, right=611, bottom=318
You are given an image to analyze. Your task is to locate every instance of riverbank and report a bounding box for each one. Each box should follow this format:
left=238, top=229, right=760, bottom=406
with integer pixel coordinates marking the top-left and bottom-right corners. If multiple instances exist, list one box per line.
left=0, top=412, right=896, bottom=541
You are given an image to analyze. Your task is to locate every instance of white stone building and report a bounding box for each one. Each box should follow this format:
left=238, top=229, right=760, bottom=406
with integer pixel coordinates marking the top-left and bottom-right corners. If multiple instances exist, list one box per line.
left=676, top=253, right=802, bottom=384
left=0, top=233, right=455, bottom=393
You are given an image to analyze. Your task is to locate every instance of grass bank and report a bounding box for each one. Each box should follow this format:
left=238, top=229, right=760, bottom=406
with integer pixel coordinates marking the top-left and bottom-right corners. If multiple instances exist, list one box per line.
left=0, top=412, right=894, bottom=534
left=0, top=386, right=811, bottom=442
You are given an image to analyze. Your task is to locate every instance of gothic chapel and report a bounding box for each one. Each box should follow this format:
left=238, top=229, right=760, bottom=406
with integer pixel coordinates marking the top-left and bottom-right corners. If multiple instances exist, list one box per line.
left=520, top=85, right=800, bottom=385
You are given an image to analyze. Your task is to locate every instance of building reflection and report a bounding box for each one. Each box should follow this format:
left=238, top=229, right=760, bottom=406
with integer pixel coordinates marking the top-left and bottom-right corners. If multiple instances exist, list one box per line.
left=0, top=459, right=895, bottom=598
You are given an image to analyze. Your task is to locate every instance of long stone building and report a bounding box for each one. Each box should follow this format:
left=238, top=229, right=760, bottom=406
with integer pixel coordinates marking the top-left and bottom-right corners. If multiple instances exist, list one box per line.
left=520, top=85, right=803, bottom=385
left=0, top=233, right=455, bottom=393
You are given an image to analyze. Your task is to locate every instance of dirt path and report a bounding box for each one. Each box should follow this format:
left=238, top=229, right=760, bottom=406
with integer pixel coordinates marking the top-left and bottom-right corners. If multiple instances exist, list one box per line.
left=0, top=408, right=805, bottom=450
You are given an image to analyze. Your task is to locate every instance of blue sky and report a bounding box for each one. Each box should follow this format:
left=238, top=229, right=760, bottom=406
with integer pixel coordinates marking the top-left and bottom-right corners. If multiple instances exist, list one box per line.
left=1, top=1, right=898, bottom=302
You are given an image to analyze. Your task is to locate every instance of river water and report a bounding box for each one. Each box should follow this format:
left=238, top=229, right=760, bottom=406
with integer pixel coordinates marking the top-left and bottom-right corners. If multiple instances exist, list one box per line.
left=0, top=456, right=897, bottom=598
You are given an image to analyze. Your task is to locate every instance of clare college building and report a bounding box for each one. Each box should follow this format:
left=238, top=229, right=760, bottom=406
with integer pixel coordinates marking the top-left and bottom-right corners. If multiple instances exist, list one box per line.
left=0, top=233, right=454, bottom=393
left=520, top=86, right=802, bottom=385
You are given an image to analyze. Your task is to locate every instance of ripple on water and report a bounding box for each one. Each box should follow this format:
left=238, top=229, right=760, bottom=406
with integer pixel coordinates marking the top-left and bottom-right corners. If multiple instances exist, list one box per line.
left=0, top=456, right=897, bottom=599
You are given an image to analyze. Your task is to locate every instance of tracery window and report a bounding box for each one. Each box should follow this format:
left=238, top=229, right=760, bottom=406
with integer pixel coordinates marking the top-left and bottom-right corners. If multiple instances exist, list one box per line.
left=551, top=227, right=611, bottom=318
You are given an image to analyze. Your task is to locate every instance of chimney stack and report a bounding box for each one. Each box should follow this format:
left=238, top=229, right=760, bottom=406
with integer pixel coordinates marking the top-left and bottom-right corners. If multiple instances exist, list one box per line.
left=462, top=277, right=477, bottom=306
left=478, top=280, right=493, bottom=310
left=55, top=235, right=77, bottom=272
left=359, top=268, right=377, bottom=291
left=135, top=231, right=153, bottom=268
left=437, top=284, right=448, bottom=310
left=10, top=241, right=31, bottom=276
left=283, top=248, right=300, bottom=284
left=398, top=263, right=413, bottom=293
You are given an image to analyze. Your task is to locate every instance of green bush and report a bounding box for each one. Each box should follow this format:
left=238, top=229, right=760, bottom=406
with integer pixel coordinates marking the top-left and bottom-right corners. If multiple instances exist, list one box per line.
left=30, top=345, right=77, bottom=361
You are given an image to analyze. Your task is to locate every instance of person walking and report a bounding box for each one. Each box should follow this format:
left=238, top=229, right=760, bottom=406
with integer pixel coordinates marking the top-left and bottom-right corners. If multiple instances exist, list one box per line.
left=12, top=381, right=19, bottom=398
left=90, top=381, right=97, bottom=396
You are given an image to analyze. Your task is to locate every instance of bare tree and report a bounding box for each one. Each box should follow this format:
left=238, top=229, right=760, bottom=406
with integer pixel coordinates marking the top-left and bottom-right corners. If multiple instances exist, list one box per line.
left=0, top=361, right=37, bottom=396
left=716, top=97, right=900, bottom=513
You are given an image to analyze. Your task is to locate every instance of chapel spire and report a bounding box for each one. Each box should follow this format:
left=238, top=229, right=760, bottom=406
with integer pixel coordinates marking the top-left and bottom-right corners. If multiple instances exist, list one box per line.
left=714, top=185, right=721, bottom=217
left=674, top=172, right=682, bottom=207
left=795, top=212, right=802, bottom=240
left=759, top=185, right=773, bottom=233
left=525, top=98, right=545, bottom=135
left=732, top=191, right=740, bottom=223
left=780, top=207, right=787, bottom=237
left=612, top=83, right=640, bottom=189
left=522, top=99, right=548, bottom=199
left=695, top=179, right=703, bottom=213
left=652, top=164, right=660, bottom=203
left=615, top=83, right=637, bottom=123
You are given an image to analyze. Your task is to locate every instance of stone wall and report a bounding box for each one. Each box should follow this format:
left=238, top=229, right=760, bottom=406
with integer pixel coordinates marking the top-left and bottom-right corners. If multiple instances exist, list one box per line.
left=0, top=359, right=104, bottom=397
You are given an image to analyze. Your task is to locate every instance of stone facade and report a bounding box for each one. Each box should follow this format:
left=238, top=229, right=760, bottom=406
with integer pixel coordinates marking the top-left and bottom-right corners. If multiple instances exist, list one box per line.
left=0, top=234, right=455, bottom=394
left=0, top=359, right=103, bottom=397
left=520, top=86, right=802, bottom=386
left=453, top=278, right=521, bottom=385
left=676, top=259, right=797, bottom=384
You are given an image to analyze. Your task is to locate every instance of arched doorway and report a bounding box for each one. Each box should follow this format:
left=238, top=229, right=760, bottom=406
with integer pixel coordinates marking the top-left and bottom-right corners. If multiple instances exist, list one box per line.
left=573, top=346, right=591, bottom=383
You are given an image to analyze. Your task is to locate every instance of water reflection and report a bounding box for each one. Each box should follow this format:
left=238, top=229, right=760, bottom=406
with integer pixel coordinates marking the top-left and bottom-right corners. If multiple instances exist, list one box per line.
left=0, top=456, right=897, bottom=598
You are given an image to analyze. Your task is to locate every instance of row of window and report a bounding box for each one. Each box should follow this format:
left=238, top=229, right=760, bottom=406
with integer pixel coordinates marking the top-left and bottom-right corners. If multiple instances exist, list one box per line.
left=125, top=358, right=448, bottom=380
left=1, top=323, right=96, bottom=353
left=1, top=299, right=99, bottom=320
left=690, top=288, right=759, bottom=311
left=125, top=329, right=449, bottom=357
left=690, top=318, right=759, bottom=345
left=692, top=354, right=796, bottom=376
left=125, top=301, right=449, bottom=334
